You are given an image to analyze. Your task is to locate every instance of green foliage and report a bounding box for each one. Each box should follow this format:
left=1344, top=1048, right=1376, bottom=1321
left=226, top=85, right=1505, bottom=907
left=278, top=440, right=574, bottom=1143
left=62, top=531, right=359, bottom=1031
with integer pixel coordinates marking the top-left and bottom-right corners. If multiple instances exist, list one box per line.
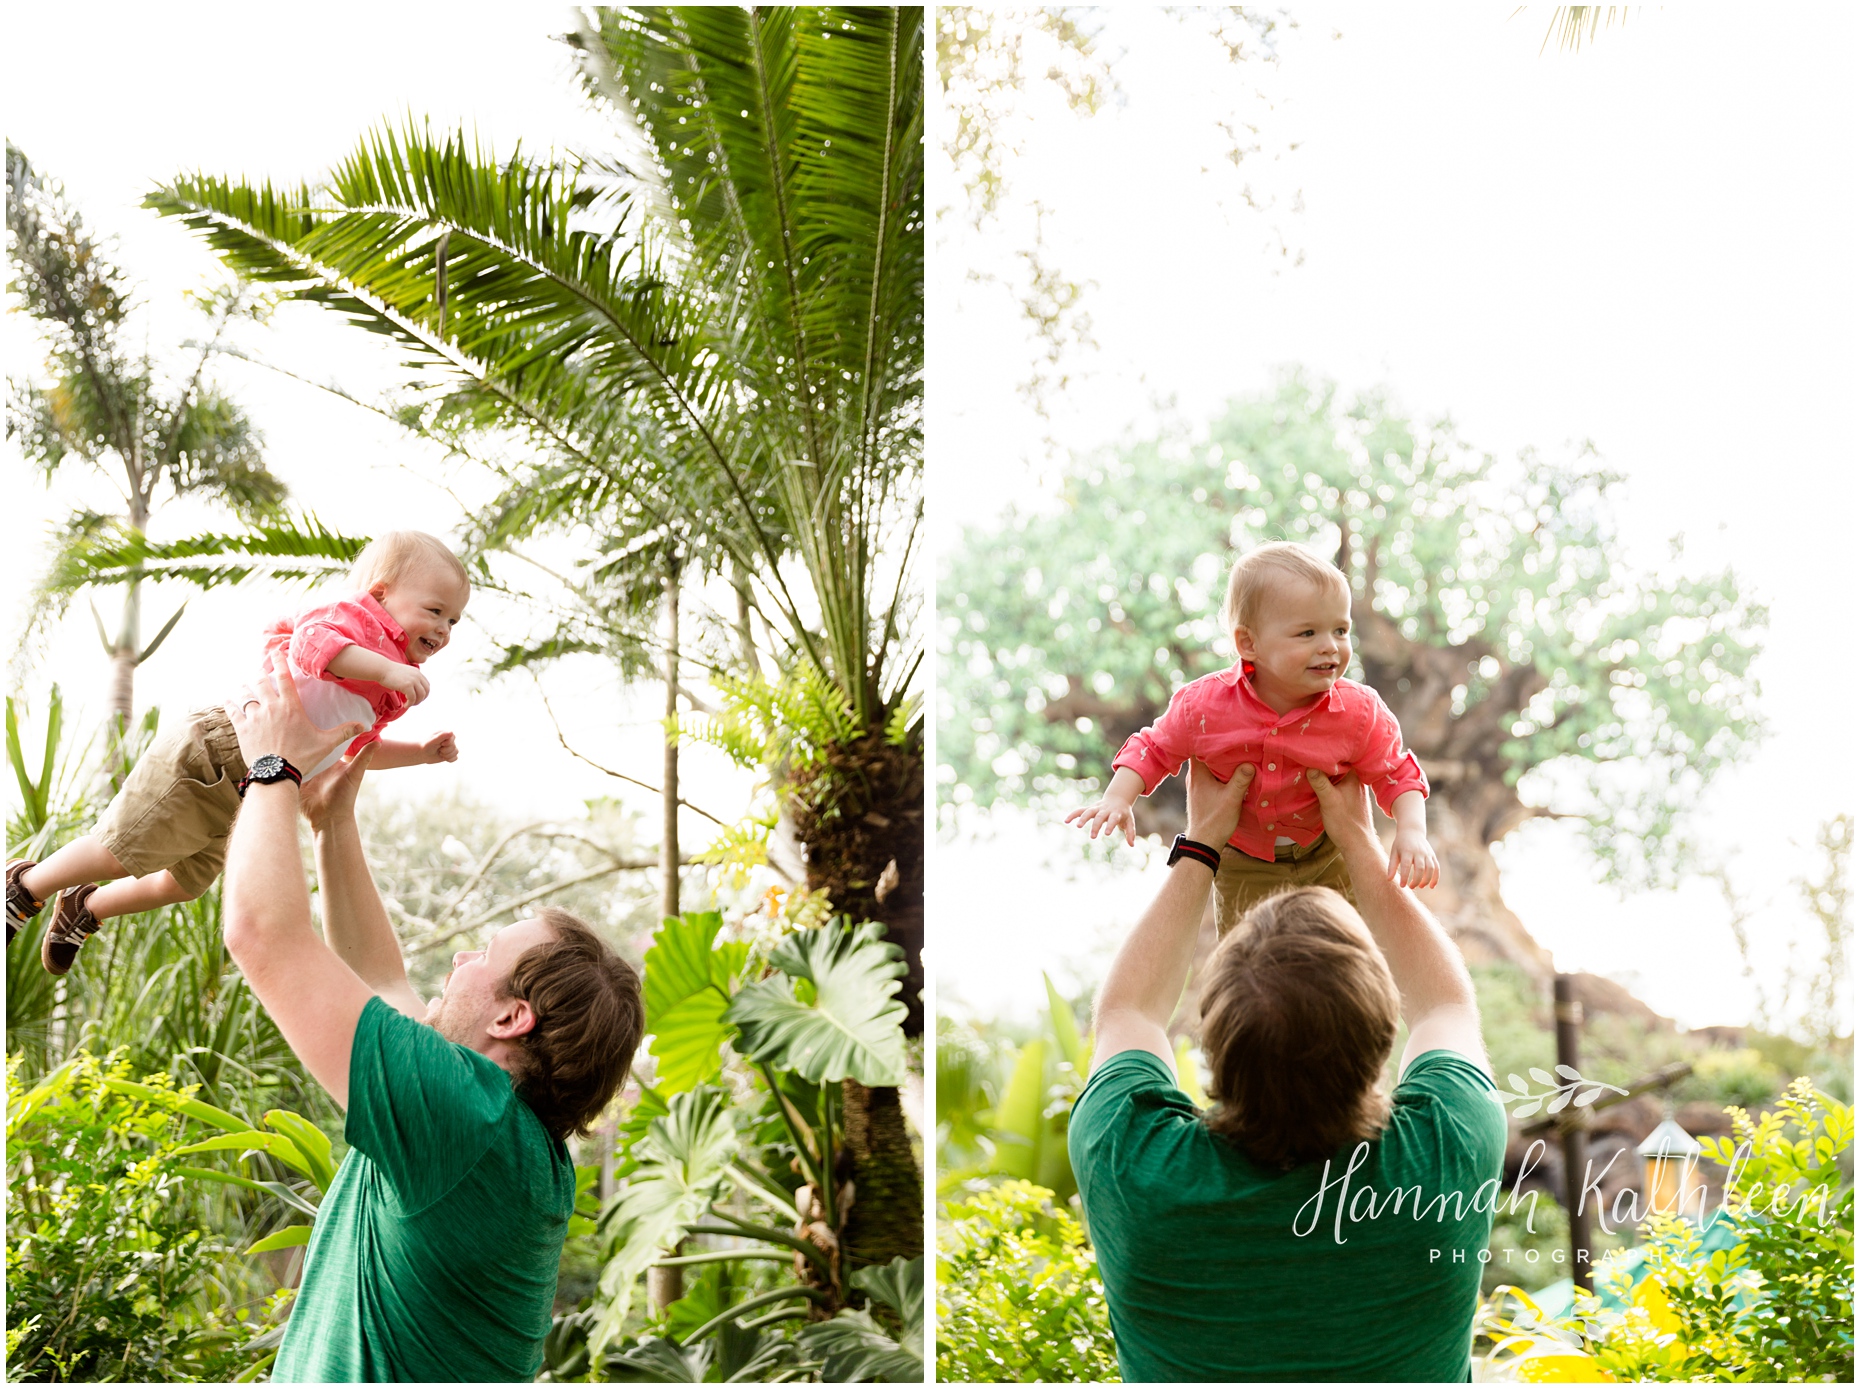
left=937, top=980, right=1091, bottom=1203
left=725, top=920, right=910, bottom=1087
left=940, top=375, right=1765, bottom=885
left=592, top=1086, right=743, bottom=1359
left=644, top=913, right=753, bottom=1094
left=936, top=1180, right=1120, bottom=1383
left=150, top=6, right=925, bottom=733
left=574, top=909, right=918, bottom=1379
left=6, top=142, right=324, bottom=707
left=678, top=669, right=862, bottom=782
left=34, top=514, right=367, bottom=599
left=4, top=1052, right=282, bottom=1383
left=796, top=1256, right=926, bottom=1382
left=1479, top=1081, right=1854, bottom=1382
left=350, top=786, right=655, bottom=1000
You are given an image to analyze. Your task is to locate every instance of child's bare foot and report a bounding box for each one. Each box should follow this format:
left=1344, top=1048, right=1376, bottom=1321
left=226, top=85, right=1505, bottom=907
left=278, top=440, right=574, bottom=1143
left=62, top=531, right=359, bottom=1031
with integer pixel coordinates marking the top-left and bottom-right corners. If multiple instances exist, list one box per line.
left=41, top=884, right=102, bottom=974
left=6, top=860, right=45, bottom=943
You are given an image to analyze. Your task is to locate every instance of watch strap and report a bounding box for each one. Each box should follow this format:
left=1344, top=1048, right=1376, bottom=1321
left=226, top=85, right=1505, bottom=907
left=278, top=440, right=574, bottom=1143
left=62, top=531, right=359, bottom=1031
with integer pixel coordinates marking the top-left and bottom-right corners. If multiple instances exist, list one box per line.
left=1168, top=834, right=1222, bottom=874
left=237, top=756, right=303, bottom=799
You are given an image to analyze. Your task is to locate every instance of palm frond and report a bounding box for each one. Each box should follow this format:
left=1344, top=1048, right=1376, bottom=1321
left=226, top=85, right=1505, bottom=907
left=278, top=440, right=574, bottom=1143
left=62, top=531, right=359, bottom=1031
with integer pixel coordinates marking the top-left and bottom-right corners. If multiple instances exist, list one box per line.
left=37, top=514, right=366, bottom=601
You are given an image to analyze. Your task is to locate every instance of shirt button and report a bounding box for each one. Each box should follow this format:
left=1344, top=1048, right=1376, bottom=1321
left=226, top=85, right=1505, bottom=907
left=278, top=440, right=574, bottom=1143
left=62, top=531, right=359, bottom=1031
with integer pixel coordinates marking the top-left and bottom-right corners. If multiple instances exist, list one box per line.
left=1267, top=763, right=1276, bottom=771
left=1260, top=800, right=1269, bottom=808
left=1267, top=822, right=1275, bottom=830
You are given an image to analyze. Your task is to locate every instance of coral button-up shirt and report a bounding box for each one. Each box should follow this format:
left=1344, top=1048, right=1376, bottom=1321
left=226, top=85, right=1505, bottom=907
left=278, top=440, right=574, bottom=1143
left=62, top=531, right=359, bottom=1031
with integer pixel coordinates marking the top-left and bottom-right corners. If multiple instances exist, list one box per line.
left=259, top=593, right=413, bottom=763
left=1111, top=664, right=1428, bottom=863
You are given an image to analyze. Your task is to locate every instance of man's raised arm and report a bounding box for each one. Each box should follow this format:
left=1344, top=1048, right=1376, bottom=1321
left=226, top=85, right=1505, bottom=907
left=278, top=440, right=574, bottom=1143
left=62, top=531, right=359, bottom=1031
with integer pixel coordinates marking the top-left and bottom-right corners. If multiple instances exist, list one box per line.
left=221, top=651, right=379, bottom=1108
left=1091, top=761, right=1256, bottom=1072
left=299, top=747, right=427, bottom=1022
left=1303, top=768, right=1488, bottom=1076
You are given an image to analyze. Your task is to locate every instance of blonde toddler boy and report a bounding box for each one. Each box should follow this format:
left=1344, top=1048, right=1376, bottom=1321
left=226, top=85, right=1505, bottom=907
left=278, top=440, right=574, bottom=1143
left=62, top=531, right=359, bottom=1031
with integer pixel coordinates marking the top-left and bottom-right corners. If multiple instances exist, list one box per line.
left=1067, top=541, right=1439, bottom=935
left=7, top=531, right=469, bottom=973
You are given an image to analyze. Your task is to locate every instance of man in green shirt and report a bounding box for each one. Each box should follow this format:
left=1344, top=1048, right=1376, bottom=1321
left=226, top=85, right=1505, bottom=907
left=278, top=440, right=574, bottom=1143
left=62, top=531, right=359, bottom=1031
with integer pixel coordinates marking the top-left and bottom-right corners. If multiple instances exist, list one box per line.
left=218, top=656, right=644, bottom=1381
left=1070, top=759, right=1506, bottom=1382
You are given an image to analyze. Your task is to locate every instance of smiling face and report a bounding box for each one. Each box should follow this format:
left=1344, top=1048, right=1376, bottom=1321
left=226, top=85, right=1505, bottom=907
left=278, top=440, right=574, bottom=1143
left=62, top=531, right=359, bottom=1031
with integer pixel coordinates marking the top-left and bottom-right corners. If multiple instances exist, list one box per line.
left=1233, top=577, right=1353, bottom=713
left=426, top=916, right=555, bottom=1054
left=371, top=562, right=470, bottom=665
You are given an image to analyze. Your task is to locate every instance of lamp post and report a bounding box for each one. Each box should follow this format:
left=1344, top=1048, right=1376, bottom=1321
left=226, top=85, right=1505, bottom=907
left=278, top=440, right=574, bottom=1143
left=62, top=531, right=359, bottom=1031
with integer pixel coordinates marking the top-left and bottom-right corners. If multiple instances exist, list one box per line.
left=1552, top=975, right=1593, bottom=1292
left=1638, top=1114, right=1703, bottom=1220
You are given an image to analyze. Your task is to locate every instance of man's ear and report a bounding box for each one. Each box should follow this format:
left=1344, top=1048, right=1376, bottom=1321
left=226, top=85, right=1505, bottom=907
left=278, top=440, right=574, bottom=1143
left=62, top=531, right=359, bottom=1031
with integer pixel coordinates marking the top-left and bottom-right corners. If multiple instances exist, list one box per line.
left=487, top=996, right=538, bottom=1041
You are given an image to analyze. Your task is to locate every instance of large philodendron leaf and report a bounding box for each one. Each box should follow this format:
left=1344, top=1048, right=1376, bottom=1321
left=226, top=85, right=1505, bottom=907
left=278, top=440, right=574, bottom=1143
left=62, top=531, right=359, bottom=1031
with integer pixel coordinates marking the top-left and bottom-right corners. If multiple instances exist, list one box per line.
left=721, top=919, right=907, bottom=1087
left=589, top=1086, right=738, bottom=1363
left=644, top=911, right=751, bottom=1094
left=796, top=1255, right=925, bottom=1382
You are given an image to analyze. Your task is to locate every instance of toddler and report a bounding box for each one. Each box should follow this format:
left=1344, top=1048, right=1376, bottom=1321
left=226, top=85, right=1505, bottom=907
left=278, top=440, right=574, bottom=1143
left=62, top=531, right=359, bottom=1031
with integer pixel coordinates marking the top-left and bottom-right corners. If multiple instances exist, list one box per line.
left=7, top=531, right=468, bottom=974
left=1066, top=541, right=1439, bottom=936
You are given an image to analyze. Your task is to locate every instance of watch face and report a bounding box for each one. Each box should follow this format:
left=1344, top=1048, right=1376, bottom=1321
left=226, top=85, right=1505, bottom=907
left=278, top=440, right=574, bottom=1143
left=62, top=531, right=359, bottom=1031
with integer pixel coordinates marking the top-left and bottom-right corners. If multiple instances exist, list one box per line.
left=251, top=754, right=285, bottom=780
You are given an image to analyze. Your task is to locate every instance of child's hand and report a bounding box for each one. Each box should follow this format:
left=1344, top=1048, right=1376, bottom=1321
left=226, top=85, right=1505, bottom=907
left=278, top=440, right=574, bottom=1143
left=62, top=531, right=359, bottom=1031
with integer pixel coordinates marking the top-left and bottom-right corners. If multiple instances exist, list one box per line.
left=422, top=731, right=459, bottom=764
left=1065, top=796, right=1138, bottom=847
left=381, top=666, right=431, bottom=706
left=1387, top=826, right=1440, bottom=890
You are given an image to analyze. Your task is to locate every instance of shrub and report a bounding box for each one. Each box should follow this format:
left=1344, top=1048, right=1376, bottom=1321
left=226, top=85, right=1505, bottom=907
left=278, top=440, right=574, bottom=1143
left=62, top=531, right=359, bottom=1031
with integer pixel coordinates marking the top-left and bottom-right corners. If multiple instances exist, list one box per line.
left=936, top=1180, right=1120, bottom=1383
left=1478, top=1079, right=1854, bottom=1382
left=5, top=1051, right=256, bottom=1382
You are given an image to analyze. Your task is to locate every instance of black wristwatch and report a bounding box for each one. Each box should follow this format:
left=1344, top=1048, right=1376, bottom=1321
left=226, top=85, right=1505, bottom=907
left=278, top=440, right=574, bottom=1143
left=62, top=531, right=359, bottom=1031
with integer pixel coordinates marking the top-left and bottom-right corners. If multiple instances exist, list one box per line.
left=1167, top=834, right=1222, bottom=874
left=237, top=754, right=303, bottom=798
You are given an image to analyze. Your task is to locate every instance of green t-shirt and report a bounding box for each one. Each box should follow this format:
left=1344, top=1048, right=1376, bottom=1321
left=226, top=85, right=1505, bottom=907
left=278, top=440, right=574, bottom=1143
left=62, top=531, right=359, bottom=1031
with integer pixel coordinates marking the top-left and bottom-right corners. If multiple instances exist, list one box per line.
left=1069, top=1048, right=1506, bottom=1383
left=272, top=996, right=576, bottom=1383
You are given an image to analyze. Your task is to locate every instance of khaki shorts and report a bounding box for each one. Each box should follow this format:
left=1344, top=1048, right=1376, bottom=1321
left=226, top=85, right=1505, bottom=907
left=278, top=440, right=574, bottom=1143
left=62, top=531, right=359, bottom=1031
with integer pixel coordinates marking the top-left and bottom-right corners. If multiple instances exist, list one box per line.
left=93, top=707, right=248, bottom=899
left=1213, top=832, right=1357, bottom=939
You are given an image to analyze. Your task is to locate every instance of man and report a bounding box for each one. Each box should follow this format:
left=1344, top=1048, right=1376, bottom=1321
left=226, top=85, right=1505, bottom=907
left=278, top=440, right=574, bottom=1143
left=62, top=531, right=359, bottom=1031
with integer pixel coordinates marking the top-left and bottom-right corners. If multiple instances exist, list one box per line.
left=1069, top=759, right=1506, bottom=1382
left=220, top=653, right=644, bottom=1382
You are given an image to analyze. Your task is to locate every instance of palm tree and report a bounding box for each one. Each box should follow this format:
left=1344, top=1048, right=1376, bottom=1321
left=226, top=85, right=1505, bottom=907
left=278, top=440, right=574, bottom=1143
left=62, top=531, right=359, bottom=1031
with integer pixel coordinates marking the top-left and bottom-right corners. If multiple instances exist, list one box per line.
left=148, top=5, right=925, bottom=1267
left=6, top=143, right=299, bottom=730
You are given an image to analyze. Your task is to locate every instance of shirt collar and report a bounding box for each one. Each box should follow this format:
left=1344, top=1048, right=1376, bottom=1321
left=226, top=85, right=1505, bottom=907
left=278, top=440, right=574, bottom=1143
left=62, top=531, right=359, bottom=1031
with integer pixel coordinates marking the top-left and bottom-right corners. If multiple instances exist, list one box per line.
left=1224, top=660, right=1346, bottom=718
left=357, top=591, right=407, bottom=647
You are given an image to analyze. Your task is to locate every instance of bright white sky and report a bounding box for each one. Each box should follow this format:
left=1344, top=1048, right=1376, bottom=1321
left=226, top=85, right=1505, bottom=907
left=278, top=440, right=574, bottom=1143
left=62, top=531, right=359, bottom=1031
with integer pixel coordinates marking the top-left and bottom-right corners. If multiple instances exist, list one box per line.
left=929, top=6, right=1858, bottom=1031
left=3, top=8, right=759, bottom=904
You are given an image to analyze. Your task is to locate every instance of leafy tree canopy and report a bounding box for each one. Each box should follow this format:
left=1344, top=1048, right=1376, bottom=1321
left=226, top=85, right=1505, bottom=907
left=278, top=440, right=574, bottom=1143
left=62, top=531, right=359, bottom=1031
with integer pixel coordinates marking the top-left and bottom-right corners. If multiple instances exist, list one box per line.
left=940, top=374, right=1765, bottom=886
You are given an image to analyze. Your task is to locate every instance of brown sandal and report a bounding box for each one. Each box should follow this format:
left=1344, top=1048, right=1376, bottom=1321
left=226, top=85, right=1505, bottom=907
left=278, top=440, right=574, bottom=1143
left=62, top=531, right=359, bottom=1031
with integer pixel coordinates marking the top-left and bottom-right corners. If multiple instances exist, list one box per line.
left=42, top=883, right=102, bottom=975
left=6, top=860, right=45, bottom=944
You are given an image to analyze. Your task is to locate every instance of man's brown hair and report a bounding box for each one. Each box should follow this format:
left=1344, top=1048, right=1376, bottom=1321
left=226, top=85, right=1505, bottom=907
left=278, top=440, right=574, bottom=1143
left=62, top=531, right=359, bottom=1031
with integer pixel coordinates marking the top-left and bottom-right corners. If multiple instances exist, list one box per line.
left=500, top=907, right=644, bottom=1143
left=1199, top=887, right=1400, bottom=1170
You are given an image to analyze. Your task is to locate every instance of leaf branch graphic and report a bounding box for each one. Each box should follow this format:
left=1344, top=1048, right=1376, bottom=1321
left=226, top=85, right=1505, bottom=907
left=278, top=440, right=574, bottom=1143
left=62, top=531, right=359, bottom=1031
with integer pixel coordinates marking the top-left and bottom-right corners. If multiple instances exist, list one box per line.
left=1488, top=1065, right=1629, bottom=1119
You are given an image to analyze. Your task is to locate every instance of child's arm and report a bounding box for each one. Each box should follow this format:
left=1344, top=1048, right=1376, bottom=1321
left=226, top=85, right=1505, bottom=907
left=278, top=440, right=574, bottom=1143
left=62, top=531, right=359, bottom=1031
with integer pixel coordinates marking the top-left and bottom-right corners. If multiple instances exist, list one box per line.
left=364, top=733, right=459, bottom=770
left=1387, top=789, right=1439, bottom=890
left=1064, top=766, right=1145, bottom=846
left=326, top=645, right=430, bottom=706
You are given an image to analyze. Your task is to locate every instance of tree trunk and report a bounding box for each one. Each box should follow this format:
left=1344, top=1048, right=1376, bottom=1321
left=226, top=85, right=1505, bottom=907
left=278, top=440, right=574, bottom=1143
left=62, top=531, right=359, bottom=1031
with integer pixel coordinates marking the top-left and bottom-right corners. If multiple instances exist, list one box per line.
left=660, top=567, right=680, bottom=926
left=107, top=575, right=141, bottom=732
left=839, top=1079, right=922, bottom=1271
left=1417, top=791, right=1553, bottom=988
left=652, top=565, right=682, bottom=1313
left=788, top=729, right=924, bottom=1273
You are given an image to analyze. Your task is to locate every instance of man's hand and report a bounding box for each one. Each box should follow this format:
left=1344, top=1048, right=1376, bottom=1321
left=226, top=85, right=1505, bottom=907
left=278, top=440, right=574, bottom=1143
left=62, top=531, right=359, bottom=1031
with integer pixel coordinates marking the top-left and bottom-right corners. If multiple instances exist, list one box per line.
left=300, top=744, right=376, bottom=835
left=1304, top=767, right=1376, bottom=847
left=1388, top=828, right=1440, bottom=890
left=227, top=650, right=369, bottom=775
left=1186, top=760, right=1255, bottom=848
left=1066, top=794, right=1138, bottom=846
left=422, top=731, right=459, bottom=764
left=380, top=665, right=431, bottom=706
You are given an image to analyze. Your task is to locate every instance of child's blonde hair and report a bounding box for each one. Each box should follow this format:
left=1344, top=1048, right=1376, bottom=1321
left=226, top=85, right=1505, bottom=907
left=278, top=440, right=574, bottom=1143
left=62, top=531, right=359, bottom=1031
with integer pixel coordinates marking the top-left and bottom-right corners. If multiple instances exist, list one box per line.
left=1221, top=541, right=1350, bottom=632
left=348, top=531, right=469, bottom=593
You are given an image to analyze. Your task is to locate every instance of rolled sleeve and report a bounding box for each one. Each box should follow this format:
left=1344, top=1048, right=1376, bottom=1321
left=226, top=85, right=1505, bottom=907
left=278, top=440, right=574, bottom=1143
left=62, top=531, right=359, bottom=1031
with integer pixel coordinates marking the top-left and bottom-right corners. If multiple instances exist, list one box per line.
left=1356, top=692, right=1429, bottom=815
left=289, top=621, right=356, bottom=678
left=1110, top=687, right=1198, bottom=796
